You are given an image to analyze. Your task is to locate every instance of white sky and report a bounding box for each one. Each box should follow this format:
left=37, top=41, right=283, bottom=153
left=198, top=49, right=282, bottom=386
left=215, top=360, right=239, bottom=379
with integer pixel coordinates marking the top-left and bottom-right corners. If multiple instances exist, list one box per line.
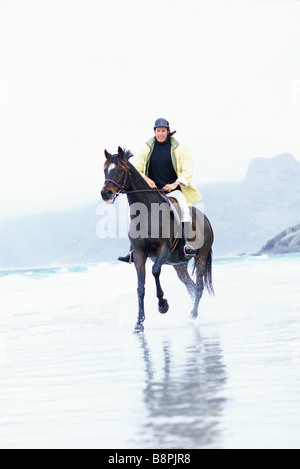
left=0, top=0, right=300, bottom=218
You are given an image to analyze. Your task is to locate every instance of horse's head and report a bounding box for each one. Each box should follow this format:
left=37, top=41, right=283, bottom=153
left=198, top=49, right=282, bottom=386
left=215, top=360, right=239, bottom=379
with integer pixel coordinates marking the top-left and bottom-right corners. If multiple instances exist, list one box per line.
left=101, top=146, right=132, bottom=203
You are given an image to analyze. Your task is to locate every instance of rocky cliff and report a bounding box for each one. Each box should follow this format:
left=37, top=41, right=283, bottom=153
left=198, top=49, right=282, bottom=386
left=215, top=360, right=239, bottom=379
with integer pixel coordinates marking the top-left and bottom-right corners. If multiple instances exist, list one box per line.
left=257, top=222, right=300, bottom=254
left=201, top=152, right=300, bottom=256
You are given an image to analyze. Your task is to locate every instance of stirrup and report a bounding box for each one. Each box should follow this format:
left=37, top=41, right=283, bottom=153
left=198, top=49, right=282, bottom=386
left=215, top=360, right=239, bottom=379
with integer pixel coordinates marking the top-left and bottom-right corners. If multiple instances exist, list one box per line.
left=184, top=244, right=197, bottom=257
left=117, top=251, right=133, bottom=264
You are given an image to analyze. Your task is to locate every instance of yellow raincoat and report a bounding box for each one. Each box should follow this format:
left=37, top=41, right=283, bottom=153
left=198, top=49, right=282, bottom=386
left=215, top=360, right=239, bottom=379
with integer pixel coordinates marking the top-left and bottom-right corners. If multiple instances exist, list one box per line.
left=133, top=136, right=201, bottom=206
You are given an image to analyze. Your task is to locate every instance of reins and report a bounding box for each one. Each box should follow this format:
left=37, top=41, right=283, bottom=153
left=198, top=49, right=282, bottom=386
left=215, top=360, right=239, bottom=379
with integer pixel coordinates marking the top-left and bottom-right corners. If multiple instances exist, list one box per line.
left=104, top=168, right=169, bottom=200
left=123, top=188, right=167, bottom=195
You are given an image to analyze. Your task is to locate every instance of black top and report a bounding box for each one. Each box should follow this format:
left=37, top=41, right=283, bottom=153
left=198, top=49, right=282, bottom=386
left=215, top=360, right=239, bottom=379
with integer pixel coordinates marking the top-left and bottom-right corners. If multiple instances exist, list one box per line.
left=148, top=136, right=179, bottom=190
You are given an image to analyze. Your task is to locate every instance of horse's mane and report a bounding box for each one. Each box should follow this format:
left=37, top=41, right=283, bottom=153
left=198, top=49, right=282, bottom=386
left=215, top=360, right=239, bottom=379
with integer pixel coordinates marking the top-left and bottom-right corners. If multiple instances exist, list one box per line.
left=123, top=149, right=134, bottom=160
left=116, top=149, right=134, bottom=171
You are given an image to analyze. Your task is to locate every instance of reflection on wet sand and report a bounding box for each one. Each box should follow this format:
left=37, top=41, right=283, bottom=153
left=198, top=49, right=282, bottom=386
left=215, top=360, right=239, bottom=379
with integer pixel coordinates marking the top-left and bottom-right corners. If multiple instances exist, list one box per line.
left=137, top=327, right=227, bottom=449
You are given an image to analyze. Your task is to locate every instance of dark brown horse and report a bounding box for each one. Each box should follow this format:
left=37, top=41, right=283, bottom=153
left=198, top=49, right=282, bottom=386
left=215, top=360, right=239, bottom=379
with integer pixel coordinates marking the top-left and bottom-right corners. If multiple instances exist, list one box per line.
left=101, top=147, right=214, bottom=332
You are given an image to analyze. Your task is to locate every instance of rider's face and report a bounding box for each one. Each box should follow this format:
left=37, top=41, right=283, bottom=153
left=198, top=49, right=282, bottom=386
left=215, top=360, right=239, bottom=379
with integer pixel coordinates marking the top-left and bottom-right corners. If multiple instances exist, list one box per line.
left=155, top=127, right=169, bottom=143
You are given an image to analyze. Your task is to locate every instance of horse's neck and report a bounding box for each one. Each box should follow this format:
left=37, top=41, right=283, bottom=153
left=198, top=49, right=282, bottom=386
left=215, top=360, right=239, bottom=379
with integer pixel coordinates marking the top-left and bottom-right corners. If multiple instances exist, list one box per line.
left=128, top=163, right=149, bottom=190
left=126, top=163, right=162, bottom=204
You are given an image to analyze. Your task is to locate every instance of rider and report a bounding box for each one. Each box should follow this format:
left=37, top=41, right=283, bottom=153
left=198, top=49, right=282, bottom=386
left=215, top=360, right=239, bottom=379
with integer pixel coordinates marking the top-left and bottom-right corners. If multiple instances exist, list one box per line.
left=118, top=118, right=202, bottom=263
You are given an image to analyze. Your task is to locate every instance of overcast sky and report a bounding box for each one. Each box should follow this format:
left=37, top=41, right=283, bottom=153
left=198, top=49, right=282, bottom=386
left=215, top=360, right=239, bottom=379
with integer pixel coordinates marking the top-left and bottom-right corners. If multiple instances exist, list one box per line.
left=0, top=0, right=300, bottom=218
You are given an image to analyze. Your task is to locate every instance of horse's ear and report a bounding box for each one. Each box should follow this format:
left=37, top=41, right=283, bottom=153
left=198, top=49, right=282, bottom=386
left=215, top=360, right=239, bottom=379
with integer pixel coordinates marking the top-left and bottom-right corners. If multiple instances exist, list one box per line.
left=104, top=149, right=112, bottom=159
left=118, top=146, right=125, bottom=159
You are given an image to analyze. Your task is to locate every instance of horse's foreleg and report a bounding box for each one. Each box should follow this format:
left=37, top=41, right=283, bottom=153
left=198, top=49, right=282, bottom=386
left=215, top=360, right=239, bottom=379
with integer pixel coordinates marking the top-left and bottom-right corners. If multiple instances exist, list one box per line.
left=134, top=252, right=147, bottom=333
left=152, top=248, right=169, bottom=314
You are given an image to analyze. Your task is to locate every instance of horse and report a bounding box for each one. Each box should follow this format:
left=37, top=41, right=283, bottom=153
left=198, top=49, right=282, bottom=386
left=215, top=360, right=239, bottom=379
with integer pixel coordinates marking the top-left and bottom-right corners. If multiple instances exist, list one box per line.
left=101, top=146, right=214, bottom=333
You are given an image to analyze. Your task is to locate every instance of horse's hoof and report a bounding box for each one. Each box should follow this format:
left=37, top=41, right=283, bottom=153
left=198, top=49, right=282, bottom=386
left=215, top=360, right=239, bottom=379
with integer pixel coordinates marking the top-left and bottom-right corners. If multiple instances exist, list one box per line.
left=159, top=299, right=169, bottom=314
left=134, top=322, right=144, bottom=333
left=190, top=310, right=198, bottom=320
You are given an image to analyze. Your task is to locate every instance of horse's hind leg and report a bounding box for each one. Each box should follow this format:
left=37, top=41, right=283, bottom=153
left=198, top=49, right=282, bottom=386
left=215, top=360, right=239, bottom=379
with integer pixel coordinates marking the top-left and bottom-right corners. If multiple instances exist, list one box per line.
left=190, top=256, right=206, bottom=319
left=173, top=263, right=196, bottom=300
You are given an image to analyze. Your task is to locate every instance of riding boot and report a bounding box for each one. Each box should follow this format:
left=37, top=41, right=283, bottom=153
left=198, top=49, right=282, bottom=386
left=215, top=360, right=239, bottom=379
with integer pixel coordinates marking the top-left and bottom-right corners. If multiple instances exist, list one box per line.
left=118, top=246, right=134, bottom=263
left=182, top=222, right=197, bottom=257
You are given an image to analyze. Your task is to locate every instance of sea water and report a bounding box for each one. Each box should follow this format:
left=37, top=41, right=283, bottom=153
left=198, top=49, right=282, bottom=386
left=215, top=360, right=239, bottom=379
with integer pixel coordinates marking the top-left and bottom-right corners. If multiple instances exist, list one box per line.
left=0, top=254, right=299, bottom=449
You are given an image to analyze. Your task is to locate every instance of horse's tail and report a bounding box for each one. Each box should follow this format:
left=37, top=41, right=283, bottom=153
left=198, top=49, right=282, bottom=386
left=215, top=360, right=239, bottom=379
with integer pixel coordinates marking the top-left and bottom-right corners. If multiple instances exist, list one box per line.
left=204, top=248, right=215, bottom=295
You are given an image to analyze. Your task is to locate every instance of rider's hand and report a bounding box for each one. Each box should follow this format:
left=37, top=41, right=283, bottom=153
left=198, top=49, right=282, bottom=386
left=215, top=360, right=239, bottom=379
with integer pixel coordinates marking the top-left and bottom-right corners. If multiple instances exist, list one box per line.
left=163, top=182, right=179, bottom=193
left=144, top=177, right=157, bottom=189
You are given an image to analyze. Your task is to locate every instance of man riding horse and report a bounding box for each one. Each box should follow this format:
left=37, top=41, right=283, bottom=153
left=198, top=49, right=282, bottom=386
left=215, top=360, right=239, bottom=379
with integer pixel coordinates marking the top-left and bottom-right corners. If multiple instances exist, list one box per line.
left=118, top=118, right=201, bottom=263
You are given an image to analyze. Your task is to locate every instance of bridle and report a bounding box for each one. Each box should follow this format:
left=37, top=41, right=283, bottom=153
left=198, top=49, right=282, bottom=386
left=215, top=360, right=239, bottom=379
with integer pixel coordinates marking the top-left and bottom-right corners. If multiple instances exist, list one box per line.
left=104, top=168, right=129, bottom=196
